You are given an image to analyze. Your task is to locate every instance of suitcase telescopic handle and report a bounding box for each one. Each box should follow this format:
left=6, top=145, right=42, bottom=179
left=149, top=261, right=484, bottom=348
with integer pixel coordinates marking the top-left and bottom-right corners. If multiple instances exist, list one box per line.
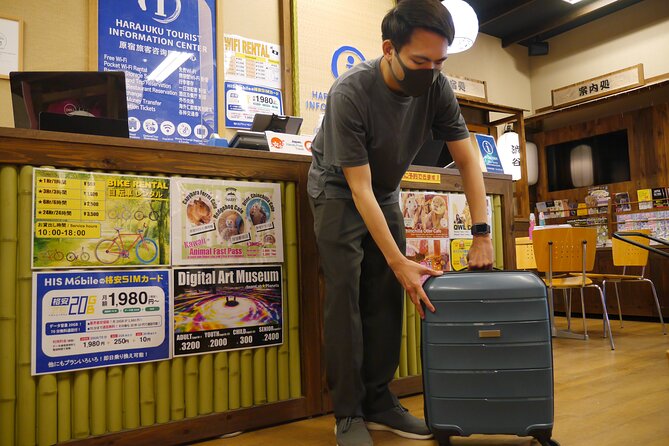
left=613, top=231, right=669, bottom=258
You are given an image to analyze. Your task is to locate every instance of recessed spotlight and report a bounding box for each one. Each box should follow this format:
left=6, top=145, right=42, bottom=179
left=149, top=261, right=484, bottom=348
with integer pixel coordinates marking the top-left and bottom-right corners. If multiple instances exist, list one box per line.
left=563, top=0, right=584, bottom=4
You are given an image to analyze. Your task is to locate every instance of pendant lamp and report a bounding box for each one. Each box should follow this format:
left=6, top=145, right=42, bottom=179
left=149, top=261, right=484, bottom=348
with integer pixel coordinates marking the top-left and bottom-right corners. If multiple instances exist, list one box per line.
left=441, top=0, right=479, bottom=53
left=496, top=125, right=521, bottom=181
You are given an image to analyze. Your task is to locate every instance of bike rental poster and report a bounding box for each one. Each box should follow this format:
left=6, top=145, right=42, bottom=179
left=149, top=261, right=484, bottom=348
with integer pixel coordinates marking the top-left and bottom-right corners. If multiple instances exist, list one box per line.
left=32, top=168, right=171, bottom=268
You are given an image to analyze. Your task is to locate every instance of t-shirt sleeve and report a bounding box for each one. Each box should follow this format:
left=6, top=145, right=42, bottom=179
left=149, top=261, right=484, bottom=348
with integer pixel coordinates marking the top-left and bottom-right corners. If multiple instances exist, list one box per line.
left=322, top=92, right=369, bottom=167
left=431, top=76, right=470, bottom=142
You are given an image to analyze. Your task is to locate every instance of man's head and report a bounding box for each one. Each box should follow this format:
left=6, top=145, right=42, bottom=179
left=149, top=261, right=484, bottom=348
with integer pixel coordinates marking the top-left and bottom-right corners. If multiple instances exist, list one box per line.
left=382, top=0, right=455, bottom=52
left=380, top=0, right=455, bottom=96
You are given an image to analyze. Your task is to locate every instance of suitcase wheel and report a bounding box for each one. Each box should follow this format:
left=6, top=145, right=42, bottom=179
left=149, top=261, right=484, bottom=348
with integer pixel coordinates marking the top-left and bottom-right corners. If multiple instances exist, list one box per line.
left=536, top=438, right=560, bottom=446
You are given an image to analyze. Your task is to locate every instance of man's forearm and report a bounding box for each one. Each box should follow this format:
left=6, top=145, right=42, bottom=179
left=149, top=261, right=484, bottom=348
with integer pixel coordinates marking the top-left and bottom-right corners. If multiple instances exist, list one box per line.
left=457, top=149, right=489, bottom=225
left=350, top=187, right=405, bottom=266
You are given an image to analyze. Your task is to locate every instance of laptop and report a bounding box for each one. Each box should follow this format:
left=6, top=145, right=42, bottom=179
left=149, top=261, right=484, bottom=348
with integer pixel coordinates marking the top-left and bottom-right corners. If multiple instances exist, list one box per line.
left=10, top=71, right=129, bottom=138
left=39, top=111, right=129, bottom=138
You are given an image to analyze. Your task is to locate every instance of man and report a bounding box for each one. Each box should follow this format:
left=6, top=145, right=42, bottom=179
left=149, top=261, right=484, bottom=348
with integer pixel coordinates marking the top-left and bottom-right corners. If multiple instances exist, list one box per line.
left=307, top=1, right=494, bottom=445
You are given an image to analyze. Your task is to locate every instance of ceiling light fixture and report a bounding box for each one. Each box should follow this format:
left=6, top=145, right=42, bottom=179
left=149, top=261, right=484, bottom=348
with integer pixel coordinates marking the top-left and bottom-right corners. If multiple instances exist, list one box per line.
left=441, top=0, right=479, bottom=54
left=562, top=0, right=584, bottom=4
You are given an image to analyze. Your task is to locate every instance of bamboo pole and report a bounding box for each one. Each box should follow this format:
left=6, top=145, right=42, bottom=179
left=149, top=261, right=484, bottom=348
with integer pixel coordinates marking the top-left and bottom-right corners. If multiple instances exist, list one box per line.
left=106, top=366, right=123, bottom=432
left=285, top=182, right=302, bottom=398
left=37, top=375, right=58, bottom=446
left=72, top=370, right=90, bottom=438
left=406, top=296, right=417, bottom=376
left=90, top=368, right=107, bottom=435
left=399, top=296, right=408, bottom=377
left=493, top=195, right=504, bottom=269
left=198, top=354, right=213, bottom=415
left=170, top=357, right=185, bottom=420
left=17, top=165, right=36, bottom=445
left=57, top=374, right=71, bottom=442
left=123, top=365, right=140, bottom=429
left=277, top=183, right=290, bottom=401
left=139, top=362, right=155, bottom=426
left=213, top=352, right=228, bottom=412
left=253, top=348, right=267, bottom=405
left=265, top=346, right=278, bottom=403
left=228, top=351, right=241, bottom=409
left=240, top=349, right=253, bottom=407
left=155, top=360, right=170, bottom=423
left=0, top=165, right=17, bottom=446
left=184, top=355, right=199, bottom=417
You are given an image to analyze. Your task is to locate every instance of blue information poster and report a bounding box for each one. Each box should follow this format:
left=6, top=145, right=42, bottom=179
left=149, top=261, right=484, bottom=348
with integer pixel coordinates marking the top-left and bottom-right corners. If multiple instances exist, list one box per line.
left=98, top=0, right=217, bottom=144
left=474, top=134, right=505, bottom=174
left=32, top=270, right=171, bottom=375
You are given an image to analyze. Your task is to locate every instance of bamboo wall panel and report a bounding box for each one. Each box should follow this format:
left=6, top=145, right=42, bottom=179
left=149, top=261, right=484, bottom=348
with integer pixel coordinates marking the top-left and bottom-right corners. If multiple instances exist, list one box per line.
left=0, top=162, right=304, bottom=445
left=0, top=166, right=17, bottom=446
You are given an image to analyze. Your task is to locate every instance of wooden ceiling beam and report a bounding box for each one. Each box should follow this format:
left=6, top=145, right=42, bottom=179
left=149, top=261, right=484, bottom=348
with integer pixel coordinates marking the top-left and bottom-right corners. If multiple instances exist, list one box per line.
left=478, top=0, right=538, bottom=28
left=500, top=0, right=642, bottom=47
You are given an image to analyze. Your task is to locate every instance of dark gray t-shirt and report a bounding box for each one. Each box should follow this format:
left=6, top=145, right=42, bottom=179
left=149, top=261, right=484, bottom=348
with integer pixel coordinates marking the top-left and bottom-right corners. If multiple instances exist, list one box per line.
left=307, top=57, right=470, bottom=204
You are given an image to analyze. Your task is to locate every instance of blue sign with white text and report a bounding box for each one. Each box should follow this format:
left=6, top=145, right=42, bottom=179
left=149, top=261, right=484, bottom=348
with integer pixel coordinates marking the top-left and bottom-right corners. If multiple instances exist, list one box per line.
left=32, top=270, right=171, bottom=375
left=474, top=134, right=505, bottom=174
left=98, top=0, right=217, bottom=145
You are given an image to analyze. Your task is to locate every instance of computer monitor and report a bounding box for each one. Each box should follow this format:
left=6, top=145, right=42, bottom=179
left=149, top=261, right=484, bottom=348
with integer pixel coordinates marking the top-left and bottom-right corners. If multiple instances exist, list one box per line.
left=412, top=140, right=455, bottom=168
left=10, top=71, right=129, bottom=137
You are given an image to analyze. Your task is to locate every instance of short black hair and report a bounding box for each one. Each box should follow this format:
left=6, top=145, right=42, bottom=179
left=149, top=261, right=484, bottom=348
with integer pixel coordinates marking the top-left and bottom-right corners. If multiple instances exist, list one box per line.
left=382, top=0, right=455, bottom=50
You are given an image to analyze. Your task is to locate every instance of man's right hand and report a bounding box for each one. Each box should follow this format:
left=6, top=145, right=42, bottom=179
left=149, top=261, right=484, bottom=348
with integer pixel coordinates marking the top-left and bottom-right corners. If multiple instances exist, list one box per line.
left=388, top=257, right=441, bottom=319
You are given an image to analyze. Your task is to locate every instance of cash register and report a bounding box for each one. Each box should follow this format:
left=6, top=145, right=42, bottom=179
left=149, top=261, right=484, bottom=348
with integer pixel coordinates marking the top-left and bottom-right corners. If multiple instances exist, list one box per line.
left=229, top=113, right=303, bottom=150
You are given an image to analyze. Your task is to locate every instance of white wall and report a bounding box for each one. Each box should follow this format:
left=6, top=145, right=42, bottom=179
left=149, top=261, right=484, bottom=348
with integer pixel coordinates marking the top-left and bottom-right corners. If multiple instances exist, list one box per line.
left=444, top=32, right=531, bottom=112
left=530, top=0, right=669, bottom=111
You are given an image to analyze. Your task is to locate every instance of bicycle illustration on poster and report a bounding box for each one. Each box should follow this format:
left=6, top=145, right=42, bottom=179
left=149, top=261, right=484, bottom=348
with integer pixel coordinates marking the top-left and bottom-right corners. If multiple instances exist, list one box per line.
left=32, top=168, right=171, bottom=269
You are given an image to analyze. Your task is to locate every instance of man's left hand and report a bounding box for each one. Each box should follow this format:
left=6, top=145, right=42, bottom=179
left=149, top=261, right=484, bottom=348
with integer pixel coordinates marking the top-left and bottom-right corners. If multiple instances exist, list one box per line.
left=467, top=236, right=494, bottom=270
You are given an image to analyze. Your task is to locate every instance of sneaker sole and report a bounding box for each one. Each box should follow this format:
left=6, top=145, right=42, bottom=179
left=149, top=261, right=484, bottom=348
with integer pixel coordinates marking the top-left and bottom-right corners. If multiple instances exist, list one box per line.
left=365, top=421, right=434, bottom=440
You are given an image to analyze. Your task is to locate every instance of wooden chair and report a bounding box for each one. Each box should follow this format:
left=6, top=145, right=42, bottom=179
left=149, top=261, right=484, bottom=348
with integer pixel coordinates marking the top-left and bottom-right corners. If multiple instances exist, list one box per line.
left=580, top=229, right=666, bottom=335
left=515, top=236, right=536, bottom=269
left=532, top=227, right=615, bottom=349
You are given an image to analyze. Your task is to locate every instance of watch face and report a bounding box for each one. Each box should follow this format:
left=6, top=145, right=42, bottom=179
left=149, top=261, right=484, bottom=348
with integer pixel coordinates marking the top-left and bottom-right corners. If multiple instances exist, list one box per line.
left=471, top=223, right=490, bottom=235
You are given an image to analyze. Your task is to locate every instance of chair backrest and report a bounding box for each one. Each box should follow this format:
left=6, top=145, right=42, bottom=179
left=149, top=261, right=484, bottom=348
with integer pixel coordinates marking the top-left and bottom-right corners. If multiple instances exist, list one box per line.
left=532, top=227, right=598, bottom=273
left=612, top=229, right=651, bottom=267
left=515, top=237, right=537, bottom=269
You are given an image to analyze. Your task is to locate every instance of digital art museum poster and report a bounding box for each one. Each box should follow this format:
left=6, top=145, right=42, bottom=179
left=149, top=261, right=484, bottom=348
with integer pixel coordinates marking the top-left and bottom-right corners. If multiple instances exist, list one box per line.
left=173, top=265, right=283, bottom=356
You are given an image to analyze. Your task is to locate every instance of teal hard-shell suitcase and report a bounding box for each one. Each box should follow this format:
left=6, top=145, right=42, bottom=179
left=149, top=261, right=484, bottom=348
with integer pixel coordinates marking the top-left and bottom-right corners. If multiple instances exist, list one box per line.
left=422, top=271, right=559, bottom=446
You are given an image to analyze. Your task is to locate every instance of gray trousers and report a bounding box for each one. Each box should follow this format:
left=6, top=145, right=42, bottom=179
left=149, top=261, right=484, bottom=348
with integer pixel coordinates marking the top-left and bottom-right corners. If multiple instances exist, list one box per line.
left=309, top=194, right=405, bottom=418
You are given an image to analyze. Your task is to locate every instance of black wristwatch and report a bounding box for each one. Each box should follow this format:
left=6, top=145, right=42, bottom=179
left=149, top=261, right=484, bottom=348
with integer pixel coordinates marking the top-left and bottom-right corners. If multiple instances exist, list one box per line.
left=470, top=222, right=491, bottom=236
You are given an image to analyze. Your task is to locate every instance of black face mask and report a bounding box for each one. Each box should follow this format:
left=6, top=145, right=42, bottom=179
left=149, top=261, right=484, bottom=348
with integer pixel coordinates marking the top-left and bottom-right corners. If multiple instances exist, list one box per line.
left=388, top=50, right=440, bottom=97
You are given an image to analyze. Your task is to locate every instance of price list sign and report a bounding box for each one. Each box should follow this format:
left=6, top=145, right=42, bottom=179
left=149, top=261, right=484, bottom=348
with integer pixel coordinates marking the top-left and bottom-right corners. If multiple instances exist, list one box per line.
left=32, top=270, right=171, bottom=375
left=173, top=265, right=283, bottom=357
left=33, top=168, right=171, bottom=269
left=224, top=82, right=283, bottom=129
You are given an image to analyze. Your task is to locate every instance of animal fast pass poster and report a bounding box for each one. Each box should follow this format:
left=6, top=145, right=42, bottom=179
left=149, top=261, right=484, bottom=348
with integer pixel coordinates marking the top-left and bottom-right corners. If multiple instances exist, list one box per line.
left=171, top=178, right=283, bottom=265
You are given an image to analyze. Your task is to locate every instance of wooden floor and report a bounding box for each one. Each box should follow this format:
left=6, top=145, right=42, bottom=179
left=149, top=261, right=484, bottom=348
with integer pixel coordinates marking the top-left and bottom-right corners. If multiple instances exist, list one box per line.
left=193, top=318, right=669, bottom=446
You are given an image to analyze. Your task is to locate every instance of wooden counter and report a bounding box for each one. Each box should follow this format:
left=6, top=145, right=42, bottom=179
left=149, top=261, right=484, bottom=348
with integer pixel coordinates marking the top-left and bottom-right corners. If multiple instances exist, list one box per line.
left=0, top=127, right=514, bottom=446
